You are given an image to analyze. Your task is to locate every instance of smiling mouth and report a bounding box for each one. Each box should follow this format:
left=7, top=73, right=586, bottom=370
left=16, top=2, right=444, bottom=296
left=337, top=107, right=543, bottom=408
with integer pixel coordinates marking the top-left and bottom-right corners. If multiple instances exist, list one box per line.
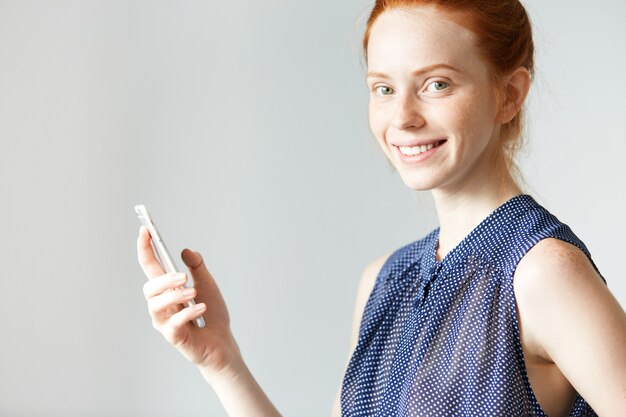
left=395, top=140, right=446, bottom=156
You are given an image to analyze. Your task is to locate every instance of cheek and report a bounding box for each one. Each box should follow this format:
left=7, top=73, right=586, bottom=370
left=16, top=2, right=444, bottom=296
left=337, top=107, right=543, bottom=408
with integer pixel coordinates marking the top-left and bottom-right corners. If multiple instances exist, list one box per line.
left=368, top=102, right=396, bottom=161
left=368, top=102, right=386, bottom=142
left=450, top=88, right=498, bottom=145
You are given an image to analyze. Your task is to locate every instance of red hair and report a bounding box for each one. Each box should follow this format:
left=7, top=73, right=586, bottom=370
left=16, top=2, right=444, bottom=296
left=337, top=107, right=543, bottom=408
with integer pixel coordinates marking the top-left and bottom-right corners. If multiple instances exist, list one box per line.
left=363, top=0, right=535, bottom=178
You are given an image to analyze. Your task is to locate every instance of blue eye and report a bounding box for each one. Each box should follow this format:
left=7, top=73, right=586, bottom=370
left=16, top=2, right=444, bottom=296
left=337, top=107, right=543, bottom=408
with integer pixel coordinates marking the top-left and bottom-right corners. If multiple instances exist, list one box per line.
left=374, top=86, right=394, bottom=96
left=426, top=81, right=449, bottom=92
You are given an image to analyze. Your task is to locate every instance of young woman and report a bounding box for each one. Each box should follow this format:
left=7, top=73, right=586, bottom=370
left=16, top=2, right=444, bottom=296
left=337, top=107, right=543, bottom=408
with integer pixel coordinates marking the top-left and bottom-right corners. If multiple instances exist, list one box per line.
left=137, top=1, right=626, bottom=415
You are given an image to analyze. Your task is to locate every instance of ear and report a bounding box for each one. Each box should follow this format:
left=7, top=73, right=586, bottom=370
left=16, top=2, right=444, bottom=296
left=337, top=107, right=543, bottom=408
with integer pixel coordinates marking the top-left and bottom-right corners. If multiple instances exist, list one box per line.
left=498, top=66, right=531, bottom=124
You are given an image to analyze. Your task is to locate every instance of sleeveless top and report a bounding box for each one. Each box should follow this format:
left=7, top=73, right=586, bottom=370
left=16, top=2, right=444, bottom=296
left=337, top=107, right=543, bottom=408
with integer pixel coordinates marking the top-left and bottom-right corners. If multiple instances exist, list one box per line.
left=341, top=194, right=604, bottom=416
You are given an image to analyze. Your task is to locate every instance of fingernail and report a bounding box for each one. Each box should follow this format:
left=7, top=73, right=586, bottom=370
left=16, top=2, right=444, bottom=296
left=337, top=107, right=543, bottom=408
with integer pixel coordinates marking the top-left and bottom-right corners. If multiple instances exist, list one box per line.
left=194, top=303, right=206, bottom=311
left=182, top=288, right=195, bottom=296
left=172, top=273, right=186, bottom=283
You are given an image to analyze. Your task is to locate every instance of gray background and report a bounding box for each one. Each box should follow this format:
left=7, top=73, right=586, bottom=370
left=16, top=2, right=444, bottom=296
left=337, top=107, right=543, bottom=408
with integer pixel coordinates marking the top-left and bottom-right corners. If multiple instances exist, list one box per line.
left=1, top=1, right=624, bottom=416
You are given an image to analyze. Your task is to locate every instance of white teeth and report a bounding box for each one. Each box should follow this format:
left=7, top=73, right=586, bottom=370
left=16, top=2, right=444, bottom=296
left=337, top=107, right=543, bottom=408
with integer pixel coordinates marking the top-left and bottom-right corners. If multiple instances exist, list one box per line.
left=398, top=141, right=441, bottom=156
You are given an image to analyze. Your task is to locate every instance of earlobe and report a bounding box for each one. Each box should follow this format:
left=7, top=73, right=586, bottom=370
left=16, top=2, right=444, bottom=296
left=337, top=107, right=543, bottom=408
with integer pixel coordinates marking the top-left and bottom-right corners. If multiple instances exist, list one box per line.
left=499, top=66, right=532, bottom=123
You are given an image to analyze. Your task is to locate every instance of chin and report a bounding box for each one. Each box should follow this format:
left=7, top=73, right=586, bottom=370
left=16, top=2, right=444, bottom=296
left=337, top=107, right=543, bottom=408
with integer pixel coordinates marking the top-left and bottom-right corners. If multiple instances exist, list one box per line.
left=397, top=171, right=439, bottom=191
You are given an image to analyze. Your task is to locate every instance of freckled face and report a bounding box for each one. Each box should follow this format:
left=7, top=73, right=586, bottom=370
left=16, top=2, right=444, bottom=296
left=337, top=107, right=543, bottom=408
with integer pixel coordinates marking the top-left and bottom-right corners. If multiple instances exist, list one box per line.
left=366, top=7, right=502, bottom=192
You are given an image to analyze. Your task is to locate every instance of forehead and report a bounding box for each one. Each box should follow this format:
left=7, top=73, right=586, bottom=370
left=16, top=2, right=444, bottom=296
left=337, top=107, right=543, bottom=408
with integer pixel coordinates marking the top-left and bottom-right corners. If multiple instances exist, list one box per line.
left=367, top=7, right=485, bottom=76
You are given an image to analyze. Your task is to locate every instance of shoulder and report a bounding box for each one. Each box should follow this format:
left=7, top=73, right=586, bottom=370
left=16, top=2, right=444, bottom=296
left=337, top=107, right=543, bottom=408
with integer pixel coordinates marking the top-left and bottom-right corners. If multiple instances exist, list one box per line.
left=512, top=237, right=601, bottom=357
left=513, top=237, right=607, bottom=339
left=352, top=233, right=435, bottom=321
left=348, top=252, right=394, bottom=347
left=513, top=237, right=603, bottom=302
left=513, top=238, right=626, bottom=414
left=515, top=237, right=599, bottom=280
left=352, top=232, right=435, bottom=320
left=355, top=252, right=393, bottom=309
left=332, top=251, right=395, bottom=417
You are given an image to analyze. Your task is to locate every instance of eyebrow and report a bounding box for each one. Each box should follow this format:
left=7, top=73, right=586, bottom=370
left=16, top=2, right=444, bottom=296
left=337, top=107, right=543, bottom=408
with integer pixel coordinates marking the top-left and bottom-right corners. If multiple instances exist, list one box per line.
left=366, top=63, right=461, bottom=79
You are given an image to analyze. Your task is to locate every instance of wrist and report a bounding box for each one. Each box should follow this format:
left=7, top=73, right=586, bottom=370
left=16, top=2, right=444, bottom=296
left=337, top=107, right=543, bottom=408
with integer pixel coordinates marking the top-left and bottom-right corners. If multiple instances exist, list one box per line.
left=198, top=351, right=248, bottom=387
left=200, top=362, right=282, bottom=417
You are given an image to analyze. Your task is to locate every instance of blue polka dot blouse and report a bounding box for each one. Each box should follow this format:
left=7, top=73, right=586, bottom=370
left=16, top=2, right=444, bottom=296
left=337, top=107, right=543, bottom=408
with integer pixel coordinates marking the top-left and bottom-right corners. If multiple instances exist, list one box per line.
left=341, top=194, right=603, bottom=416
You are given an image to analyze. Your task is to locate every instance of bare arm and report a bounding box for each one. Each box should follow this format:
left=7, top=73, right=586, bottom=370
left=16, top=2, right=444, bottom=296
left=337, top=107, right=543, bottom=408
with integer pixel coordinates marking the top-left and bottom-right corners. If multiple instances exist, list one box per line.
left=330, top=253, right=392, bottom=417
left=514, top=238, right=626, bottom=416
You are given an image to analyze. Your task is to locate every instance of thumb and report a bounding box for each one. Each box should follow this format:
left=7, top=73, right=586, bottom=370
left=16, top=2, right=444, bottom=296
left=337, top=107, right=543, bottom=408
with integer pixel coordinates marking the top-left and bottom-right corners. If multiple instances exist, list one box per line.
left=181, top=248, right=203, bottom=269
left=180, top=248, right=230, bottom=323
left=181, top=248, right=213, bottom=287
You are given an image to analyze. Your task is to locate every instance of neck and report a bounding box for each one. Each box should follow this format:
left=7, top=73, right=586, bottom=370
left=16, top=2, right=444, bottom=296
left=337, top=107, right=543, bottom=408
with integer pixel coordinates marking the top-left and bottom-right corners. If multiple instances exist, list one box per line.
left=431, top=164, right=522, bottom=262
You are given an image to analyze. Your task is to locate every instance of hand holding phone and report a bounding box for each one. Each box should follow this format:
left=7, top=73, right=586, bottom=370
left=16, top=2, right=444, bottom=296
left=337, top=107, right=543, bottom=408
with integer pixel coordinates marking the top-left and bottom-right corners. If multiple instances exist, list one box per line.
left=135, top=207, right=282, bottom=417
left=135, top=204, right=206, bottom=328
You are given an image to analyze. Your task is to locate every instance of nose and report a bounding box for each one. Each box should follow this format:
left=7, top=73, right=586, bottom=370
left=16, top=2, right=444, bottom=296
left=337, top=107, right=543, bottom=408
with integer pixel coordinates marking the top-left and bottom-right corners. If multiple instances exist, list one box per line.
left=391, top=92, right=425, bottom=131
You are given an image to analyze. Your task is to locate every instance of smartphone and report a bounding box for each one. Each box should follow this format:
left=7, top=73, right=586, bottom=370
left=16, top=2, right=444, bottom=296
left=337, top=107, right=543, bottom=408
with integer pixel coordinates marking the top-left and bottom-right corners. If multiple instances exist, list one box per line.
left=134, top=204, right=206, bottom=328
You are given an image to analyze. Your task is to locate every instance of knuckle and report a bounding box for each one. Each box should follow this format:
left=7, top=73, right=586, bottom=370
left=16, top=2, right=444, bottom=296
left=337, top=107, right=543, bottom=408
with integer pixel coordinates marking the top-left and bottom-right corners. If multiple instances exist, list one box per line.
left=170, top=309, right=189, bottom=329
left=162, top=324, right=180, bottom=345
left=142, top=281, right=152, bottom=299
left=147, top=297, right=161, bottom=315
left=143, top=274, right=176, bottom=300
left=168, top=314, right=182, bottom=329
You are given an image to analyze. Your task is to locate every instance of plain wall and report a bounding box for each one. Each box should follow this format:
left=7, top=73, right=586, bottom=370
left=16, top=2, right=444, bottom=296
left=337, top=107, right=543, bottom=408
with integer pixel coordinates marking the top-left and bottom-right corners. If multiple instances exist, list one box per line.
left=1, top=1, right=624, bottom=416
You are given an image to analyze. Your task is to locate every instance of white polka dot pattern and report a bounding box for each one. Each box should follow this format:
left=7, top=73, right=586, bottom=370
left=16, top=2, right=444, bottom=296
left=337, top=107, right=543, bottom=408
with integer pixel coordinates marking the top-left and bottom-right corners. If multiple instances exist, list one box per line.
left=341, top=195, right=603, bottom=416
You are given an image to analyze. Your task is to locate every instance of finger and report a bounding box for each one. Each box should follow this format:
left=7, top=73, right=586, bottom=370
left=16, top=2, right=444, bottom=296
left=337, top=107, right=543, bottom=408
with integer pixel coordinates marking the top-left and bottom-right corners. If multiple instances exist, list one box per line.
left=147, top=287, right=197, bottom=318
left=162, top=303, right=207, bottom=344
left=137, top=226, right=166, bottom=279
left=143, top=272, right=188, bottom=300
left=181, top=249, right=214, bottom=291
